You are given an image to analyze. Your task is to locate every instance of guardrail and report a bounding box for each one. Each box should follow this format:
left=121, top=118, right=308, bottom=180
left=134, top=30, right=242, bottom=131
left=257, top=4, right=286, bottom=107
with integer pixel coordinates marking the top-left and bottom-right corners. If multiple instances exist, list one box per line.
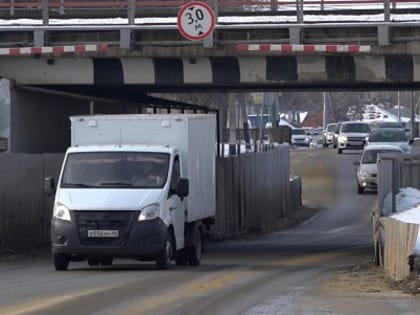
left=0, top=0, right=419, bottom=23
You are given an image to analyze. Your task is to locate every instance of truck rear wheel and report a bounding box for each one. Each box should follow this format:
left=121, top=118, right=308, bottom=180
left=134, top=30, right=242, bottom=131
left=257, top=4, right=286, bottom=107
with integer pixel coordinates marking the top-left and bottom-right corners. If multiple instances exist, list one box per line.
left=156, top=233, right=174, bottom=270
left=54, top=254, right=69, bottom=271
left=186, top=228, right=202, bottom=266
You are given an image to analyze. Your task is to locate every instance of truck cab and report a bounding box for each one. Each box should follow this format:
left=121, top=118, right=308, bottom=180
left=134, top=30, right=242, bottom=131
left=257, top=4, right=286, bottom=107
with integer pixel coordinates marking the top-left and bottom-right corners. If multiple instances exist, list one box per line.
left=49, top=114, right=216, bottom=270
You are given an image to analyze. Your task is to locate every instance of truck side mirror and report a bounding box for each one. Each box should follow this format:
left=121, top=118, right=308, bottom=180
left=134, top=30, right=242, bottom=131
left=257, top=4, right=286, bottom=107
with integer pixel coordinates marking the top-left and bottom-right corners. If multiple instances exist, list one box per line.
left=44, top=177, right=56, bottom=196
left=176, top=178, right=189, bottom=200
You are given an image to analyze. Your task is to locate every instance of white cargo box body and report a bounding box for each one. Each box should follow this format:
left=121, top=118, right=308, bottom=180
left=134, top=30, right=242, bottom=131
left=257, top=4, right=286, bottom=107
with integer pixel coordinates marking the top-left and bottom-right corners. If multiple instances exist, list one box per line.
left=70, top=114, right=216, bottom=222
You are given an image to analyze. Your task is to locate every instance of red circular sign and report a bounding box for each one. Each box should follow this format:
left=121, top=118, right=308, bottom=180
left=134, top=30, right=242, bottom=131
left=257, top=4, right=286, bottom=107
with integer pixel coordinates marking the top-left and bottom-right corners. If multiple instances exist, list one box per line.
left=177, top=1, right=216, bottom=41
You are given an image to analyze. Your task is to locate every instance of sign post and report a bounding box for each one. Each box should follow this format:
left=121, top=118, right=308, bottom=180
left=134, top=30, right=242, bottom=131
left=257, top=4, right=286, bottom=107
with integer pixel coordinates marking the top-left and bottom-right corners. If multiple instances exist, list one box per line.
left=177, top=1, right=216, bottom=42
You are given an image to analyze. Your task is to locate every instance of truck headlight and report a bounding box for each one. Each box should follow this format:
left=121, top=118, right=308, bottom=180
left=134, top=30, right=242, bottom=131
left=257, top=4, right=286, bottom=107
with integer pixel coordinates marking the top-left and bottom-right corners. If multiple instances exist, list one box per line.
left=138, top=203, right=160, bottom=221
left=53, top=203, right=71, bottom=222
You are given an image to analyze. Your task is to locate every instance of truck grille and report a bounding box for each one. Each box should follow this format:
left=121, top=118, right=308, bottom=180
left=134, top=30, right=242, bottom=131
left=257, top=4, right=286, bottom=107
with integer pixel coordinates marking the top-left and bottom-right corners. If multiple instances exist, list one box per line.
left=347, top=137, right=365, bottom=142
left=74, top=211, right=135, bottom=246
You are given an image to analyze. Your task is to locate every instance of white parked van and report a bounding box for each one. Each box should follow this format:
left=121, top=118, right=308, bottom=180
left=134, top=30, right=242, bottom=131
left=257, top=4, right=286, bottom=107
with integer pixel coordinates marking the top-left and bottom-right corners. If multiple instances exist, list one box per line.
left=47, top=114, right=216, bottom=270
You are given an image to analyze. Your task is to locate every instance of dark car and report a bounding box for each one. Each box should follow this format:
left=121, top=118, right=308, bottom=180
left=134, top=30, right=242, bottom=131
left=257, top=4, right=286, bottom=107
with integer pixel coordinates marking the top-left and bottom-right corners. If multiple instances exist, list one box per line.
left=366, top=127, right=412, bottom=154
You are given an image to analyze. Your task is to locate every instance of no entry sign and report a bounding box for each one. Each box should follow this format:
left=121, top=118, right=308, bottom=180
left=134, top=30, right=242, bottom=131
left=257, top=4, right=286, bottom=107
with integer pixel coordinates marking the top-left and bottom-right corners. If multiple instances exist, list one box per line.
left=177, top=1, right=216, bottom=41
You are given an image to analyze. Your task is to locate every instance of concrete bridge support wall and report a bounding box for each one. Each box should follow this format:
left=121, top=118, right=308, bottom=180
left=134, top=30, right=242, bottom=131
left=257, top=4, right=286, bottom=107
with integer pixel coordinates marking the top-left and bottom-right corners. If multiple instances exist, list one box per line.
left=9, top=84, right=133, bottom=153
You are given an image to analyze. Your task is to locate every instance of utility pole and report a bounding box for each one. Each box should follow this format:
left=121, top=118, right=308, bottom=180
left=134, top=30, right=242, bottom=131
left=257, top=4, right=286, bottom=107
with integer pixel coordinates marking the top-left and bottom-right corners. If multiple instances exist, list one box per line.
left=323, top=92, right=327, bottom=130
left=228, top=93, right=237, bottom=155
left=411, top=91, right=415, bottom=140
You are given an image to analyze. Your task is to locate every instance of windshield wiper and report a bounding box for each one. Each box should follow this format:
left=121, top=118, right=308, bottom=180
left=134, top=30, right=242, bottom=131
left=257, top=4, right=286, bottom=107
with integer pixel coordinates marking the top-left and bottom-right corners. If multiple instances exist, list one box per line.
left=63, top=182, right=95, bottom=188
left=99, top=182, right=134, bottom=186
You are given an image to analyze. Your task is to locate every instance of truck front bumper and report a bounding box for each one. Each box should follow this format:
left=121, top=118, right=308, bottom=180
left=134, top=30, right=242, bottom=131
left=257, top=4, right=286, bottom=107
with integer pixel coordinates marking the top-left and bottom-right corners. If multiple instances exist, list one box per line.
left=51, top=213, right=167, bottom=259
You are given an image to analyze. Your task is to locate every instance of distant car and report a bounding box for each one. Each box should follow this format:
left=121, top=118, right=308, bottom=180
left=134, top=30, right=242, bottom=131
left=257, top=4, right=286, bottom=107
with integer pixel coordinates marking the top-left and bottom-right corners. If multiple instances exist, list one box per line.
left=355, top=144, right=404, bottom=194
left=373, top=121, right=405, bottom=129
left=366, top=127, right=412, bottom=154
left=311, top=127, right=321, bottom=136
left=291, top=128, right=311, bottom=146
left=372, top=120, right=410, bottom=137
left=337, top=121, right=371, bottom=154
left=323, top=123, right=336, bottom=148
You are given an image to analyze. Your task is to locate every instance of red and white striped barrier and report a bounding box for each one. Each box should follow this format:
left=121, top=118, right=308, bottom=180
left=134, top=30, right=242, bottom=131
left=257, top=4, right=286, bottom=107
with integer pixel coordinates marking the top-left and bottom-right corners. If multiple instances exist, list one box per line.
left=0, top=44, right=108, bottom=56
left=237, top=44, right=371, bottom=53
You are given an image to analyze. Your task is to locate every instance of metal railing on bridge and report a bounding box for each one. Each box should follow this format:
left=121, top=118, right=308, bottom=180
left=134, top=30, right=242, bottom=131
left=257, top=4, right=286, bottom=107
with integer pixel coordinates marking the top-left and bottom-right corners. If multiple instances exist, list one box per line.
left=0, top=0, right=419, bottom=23
left=0, top=0, right=420, bottom=52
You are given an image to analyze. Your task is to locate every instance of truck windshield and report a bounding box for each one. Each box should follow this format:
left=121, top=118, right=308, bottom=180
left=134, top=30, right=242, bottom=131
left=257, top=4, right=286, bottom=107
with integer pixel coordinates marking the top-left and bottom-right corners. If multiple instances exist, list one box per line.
left=61, top=152, right=170, bottom=189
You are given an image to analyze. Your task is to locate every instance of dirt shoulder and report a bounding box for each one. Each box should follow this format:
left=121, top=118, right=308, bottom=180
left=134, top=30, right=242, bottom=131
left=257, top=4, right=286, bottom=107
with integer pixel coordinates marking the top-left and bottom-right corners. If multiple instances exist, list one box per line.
left=322, top=260, right=420, bottom=296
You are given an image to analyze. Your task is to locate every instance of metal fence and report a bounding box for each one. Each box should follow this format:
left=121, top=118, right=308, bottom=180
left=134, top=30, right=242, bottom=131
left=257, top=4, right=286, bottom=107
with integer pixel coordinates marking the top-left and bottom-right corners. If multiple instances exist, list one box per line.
left=0, top=0, right=417, bottom=22
left=0, top=146, right=301, bottom=251
left=0, top=153, right=63, bottom=251
left=377, top=153, right=420, bottom=214
left=214, top=145, right=301, bottom=238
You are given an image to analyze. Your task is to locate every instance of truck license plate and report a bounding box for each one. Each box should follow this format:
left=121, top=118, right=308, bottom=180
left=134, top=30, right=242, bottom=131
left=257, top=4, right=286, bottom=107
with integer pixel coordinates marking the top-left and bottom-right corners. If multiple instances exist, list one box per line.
left=87, top=230, right=119, bottom=238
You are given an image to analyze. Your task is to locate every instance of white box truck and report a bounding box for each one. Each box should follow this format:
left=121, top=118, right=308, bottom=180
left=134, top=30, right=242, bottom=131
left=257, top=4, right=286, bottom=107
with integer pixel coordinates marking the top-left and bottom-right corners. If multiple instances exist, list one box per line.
left=48, top=114, right=216, bottom=270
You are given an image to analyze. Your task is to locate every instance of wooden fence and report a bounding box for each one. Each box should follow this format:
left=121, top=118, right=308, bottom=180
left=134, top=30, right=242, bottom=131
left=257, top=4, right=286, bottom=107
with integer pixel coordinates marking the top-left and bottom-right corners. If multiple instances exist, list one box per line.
left=376, top=153, right=420, bottom=280
left=0, top=147, right=301, bottom=251
left=381, top=217, right=419, bottom=281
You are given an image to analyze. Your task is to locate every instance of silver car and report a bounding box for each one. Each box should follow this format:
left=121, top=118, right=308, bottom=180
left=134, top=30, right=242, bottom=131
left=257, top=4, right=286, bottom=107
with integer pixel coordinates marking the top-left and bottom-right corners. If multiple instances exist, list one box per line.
left=291, top=128, right=311, bottom=146
left=355, top=144, right=403, bottom=194
left=323, top=123, right=336, bottom=148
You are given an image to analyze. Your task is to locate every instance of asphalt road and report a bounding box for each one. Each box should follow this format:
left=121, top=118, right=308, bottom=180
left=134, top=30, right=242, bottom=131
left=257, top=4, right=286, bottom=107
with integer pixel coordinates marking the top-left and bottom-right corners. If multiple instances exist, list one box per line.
left=1, top=146, right=419, bottom=315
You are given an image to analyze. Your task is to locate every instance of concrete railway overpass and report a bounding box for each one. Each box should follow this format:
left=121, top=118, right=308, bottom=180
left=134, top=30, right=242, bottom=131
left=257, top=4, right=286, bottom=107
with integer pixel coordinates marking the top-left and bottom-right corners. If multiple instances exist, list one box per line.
left=2, top=1, right=420, bottom=152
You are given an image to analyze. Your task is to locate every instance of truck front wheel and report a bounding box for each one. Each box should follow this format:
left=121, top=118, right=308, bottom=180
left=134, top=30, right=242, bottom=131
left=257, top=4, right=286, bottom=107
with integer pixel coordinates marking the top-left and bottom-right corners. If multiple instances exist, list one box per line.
left=186, top=228, right=202, bottom=266
left=54, top=254, right=69, bottom=271
left=156, top=233, right=174, bottom=270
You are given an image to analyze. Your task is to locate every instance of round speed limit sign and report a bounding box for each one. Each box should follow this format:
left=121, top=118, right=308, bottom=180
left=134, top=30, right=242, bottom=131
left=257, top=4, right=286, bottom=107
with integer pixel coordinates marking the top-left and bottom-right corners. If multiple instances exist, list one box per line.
left=177, top=1, right=216, bottom=41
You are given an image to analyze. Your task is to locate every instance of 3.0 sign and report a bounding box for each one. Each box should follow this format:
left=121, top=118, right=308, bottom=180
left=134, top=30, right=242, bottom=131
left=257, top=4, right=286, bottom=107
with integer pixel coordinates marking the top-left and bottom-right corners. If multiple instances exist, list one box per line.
left=177, top=1, right=216, bottom=41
